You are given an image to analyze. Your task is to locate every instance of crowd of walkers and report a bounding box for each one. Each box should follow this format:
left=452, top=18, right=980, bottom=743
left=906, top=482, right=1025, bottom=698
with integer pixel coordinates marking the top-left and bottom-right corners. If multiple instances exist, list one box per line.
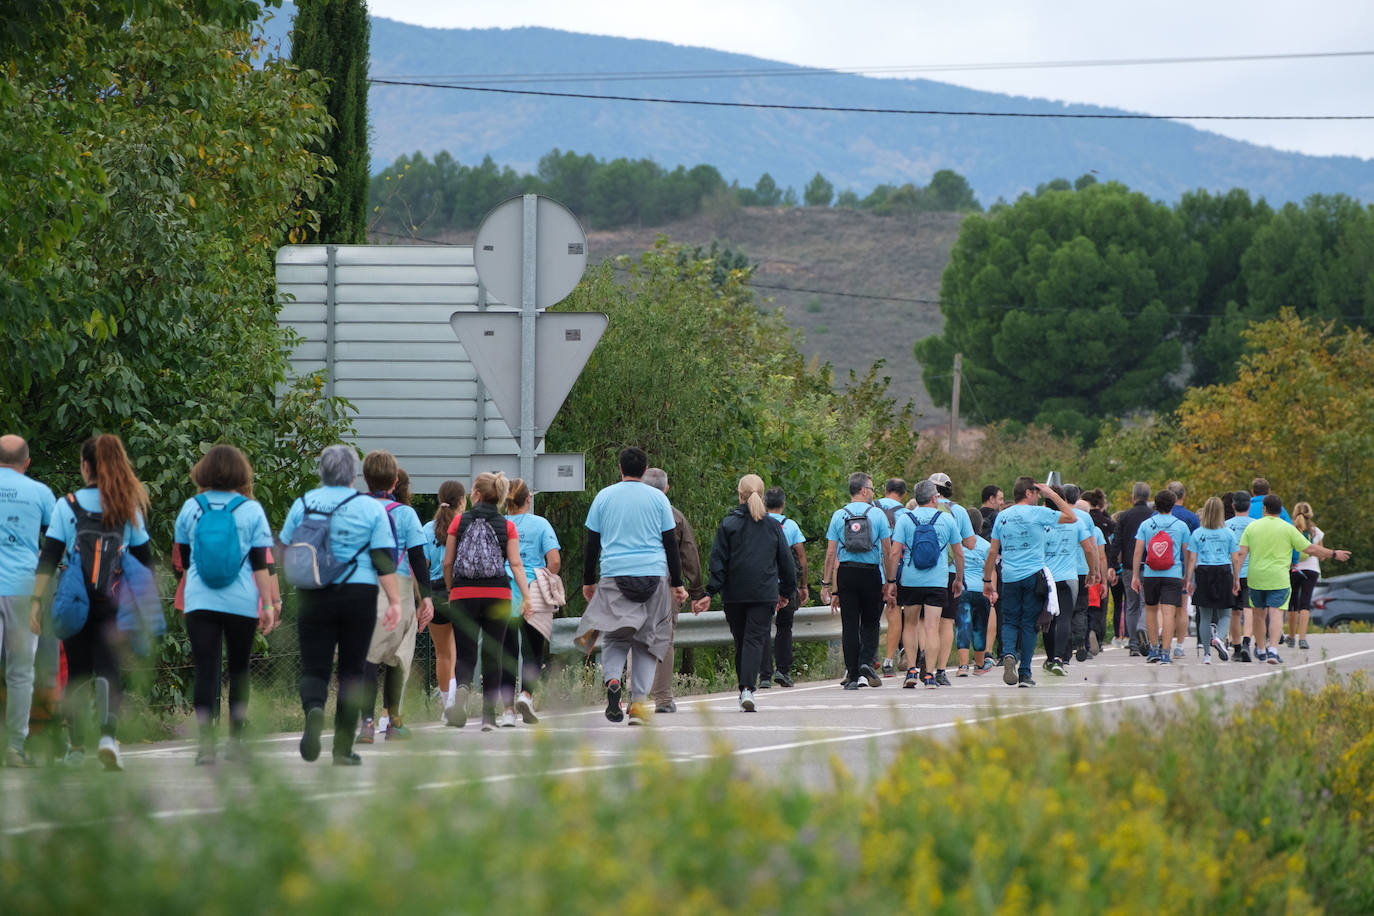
left=0, top=432, right=1353, bottom=767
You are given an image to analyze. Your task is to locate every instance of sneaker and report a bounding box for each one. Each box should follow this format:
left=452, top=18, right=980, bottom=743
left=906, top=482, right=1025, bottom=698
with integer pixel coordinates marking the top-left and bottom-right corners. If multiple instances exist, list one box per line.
left=838, top=675, right=852, bottom=688
left=1075, top=644, right=1088, bottom=663
left=1211, top=637, right=1230, bottom=662
left=739, top=689, right=756, bottom=712
left=384, top=719, right=412, bottom=740
left=773, top=671, right=794, bottom=688
left=1236, top=645, right=1253, bottom=663
left=497, top=710, right=518, bottom=728
left=1088, top=632, right=1101, bottom=656
left=5, top=747, right=36, bottom=768
left=956, top=665, right=970, bottom=677
left=300, top=707, right=325, bottom=762
left=935, top=670, right=952, bottom=687
left=1285, top=635, right=1296, bottom=648
left=1042, top=658, right=1053, bottom=673
left=1158, top=654, right=1173, bottom=665
left=1267, top=649, right=1283, bottom=665
left=903, top=668, right=920, bottom=688
left=626, top=702, right=651, bottom=726
left=1299, top=639, right=1310, bottom=650
left=756, top=676, right=773, bottom=689
left=515, top=692, right=539, bottom=723
left=1002, top=654, right=1018, bottom=686
left=1172, top=645, right=1185, bottom=659
left=655, top=699, right=678, bottom=714
left=604, top=679, right=624, bottom=723
left=480, top=721, right=497, bottom=732
left=981, top=656, right=996, bottom=671
left=1146, top=647, right=1162, bottom=664
left=444, top=685, right=469, bottom=728
left=1049, top=659, right=1066, bottom=676
left=881, top=660, right=895, bottom=677
left=97, top=735, right=123, bottom=772
left=332, top=752, right=363, bottom=766
left=859, top=664, right=882, bottom=688
left=843, top=680, right=861, bottom=691
left=1202, top=655, right=1212, bottom=665
left=922, top=672, right=937, bottom=688
left=63, top=748, right=87, bottom=767
left=1018, top=675, right=1036, bottom=688
left=357, top=719, right=376, bottom=744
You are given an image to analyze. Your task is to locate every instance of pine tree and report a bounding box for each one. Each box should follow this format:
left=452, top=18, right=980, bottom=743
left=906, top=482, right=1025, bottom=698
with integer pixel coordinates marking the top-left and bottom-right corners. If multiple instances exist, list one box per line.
left=291, top=0, right=370, bottom=243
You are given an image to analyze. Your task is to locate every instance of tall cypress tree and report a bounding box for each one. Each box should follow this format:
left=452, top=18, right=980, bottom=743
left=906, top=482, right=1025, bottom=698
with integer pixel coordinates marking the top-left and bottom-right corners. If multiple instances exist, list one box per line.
left=291, top=0, right=370, bottom=243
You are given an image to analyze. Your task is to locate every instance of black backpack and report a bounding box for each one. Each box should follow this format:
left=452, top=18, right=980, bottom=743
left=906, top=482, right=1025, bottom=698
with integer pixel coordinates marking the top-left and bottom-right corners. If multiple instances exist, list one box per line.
left=840, top=505, right=875, bottom=554
left=67, top=493, right=124, bottom=600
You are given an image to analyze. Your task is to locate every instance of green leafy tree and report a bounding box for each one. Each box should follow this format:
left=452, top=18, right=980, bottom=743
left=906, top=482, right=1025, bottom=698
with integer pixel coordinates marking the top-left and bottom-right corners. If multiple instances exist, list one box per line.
left=804, top=172, right=835, bottom=207
left=291, top=0, right=370, bottom=243
left=752, top=173, right=783, bottom=207
left=916, top=181, right=1203, bottom=440
left=922, top=169, right=982, bottom=212
left=835, top=189, right=861, bottom=208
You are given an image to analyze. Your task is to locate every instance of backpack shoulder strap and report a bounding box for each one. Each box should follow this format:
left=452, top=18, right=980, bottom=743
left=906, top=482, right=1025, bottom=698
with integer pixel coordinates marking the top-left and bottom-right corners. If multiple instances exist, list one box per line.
left=226, top=495, right=247, bottom=513
left=67, top=492, right=92, bottom=522
left=194, top=493, right=211, bottom=514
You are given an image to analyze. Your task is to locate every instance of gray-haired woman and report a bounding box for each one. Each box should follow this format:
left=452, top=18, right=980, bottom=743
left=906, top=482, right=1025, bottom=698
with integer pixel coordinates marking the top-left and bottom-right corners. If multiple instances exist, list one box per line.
left=278, top=444, right=402, bottom=766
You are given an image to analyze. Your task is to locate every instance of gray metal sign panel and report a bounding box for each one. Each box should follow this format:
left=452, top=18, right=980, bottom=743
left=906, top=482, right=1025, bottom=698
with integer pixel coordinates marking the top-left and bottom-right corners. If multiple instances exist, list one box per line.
left=473, top=195, right=588, bottom=311
left=449, top=311, right=608, bottom=440
left=470, top=453, right=586, bottom=493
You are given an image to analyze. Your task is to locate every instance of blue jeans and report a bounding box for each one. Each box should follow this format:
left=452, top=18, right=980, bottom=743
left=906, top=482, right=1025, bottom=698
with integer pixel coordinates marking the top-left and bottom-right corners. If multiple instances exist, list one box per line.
left=1001, top=573, right=1043, bottom=679
left=956, top=592, right=991, bottom=652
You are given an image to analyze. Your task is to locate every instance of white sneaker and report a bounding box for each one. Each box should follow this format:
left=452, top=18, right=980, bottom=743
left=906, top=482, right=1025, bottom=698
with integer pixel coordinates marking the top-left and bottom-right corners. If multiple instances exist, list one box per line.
left=514, top=692, right=539, bottom=724
left=1202, top=655, right=1212, bottom=665
left=739, top=688, right=756, bottom=712
left=496, top=710, right=518, bottom=728
left=443, top=685, right=469, bottom=728
left=97, top=735, right=123, bottom=772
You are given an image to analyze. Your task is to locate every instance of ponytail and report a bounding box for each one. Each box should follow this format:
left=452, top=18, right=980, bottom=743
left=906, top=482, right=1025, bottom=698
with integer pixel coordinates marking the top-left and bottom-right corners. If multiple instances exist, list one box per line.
left=1292, top=501, right=1314, bottom=534
left=433, top=480, right=466, bottom=544
left=82, top=434, right=148, bottom=530
left=504, top=478, right=531, bottom=514
left=738, top=474, right=766, bottom=522
left=472, top=471, right=510, bottom=510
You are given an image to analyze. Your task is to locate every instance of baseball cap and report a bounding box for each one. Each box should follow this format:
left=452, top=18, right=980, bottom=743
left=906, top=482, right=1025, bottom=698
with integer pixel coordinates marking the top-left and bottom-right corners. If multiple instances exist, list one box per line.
left=928, top=472, right=952, bottom=488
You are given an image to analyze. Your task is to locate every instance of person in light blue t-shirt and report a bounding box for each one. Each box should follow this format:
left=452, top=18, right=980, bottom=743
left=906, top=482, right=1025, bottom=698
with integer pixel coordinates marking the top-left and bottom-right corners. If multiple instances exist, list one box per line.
left=1225, top=491, right=1256, bottom=653
left=506, top=477, right=562, bottom=723
left=173, top=444, right=278, bottom=764
left=821, top=472, right=894, bottom=690
left=885, top=479, right=962, bottom=687
left=956, top=508, right=993, bottom=675
left=1186, top=496, right=1239, bottom=663
left=875, top=477, right=908, bottom=674
left=929, top=472, right=977, bottom=686
left=1129, top=489, right=1195, bottom=664
left=0, top=435, right=56, bottom=767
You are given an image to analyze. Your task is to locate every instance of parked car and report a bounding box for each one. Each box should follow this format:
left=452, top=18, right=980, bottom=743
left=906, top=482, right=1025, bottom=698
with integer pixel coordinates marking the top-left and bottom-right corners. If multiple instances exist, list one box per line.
left=1310, top=571, right=1374, bottom=629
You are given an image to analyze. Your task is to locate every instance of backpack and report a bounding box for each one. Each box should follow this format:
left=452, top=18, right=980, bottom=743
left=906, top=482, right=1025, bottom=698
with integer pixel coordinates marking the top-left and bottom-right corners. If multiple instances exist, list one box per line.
left=840, top=505, right=875, bottom=554
left=374, top=498, right=402, bottom=565
left=453, top=514, right=506, bottom=579
left=67, top=493, right=124, bottom=600
left=1144, top=524, right=1176, bottom=571
left=282, top=492, right=366, bottom=589
left=903, top=509, right=942, bottom=570
left=191, top=494, right=248, bottom=589
left=879, top=501, right=901, bottom=531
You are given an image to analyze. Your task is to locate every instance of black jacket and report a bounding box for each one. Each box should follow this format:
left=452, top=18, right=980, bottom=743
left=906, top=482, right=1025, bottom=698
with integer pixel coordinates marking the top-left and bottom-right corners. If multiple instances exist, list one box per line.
left=706, top=505, right=796, bottom=604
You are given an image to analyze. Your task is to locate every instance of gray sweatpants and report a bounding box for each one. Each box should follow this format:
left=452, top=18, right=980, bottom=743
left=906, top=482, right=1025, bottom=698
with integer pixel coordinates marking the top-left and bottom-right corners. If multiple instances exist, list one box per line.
left=0, top=595, right=39, bottom=751
left=601, top=636, right=660, bottom=702
left=1123, top=582, right=1146, bottom=643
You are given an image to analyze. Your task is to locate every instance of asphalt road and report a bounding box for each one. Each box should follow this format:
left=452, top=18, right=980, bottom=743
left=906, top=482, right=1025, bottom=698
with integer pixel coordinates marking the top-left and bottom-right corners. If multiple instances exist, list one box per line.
left=6, top=634, right=1374, bottom=835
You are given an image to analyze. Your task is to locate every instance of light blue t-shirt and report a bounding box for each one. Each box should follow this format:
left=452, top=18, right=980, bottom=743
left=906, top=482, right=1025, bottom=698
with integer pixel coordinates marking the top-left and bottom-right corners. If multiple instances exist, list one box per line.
left=585, top=480, right=675, bottom=578
left=174, top=492, right=273, bottom=618
left=279, top=486, right=394, bottom=586
left=937, top=498, right=976, bottom=573
left=1044, top=509, right=1093, bottom=583
left=892, top=507, right=962, bottom=588
left=768, top=512, right=806, bottom=548
left=1136, top=512, right=1192, bottom=579
left=421, top=519, right=446, bottom=582
left=826, top=501, right=893, bottom=566
left=1073, top=508, right=1097, bottom=576
left=0, top=467, right=56, bottom=596
left=963, top=535, right=992, bottom=592
left=1188, top=525, right=1239, bottom=568
left=989, top=504, right=1063, bottom=583
left=510, top=512, right=561, bottom=582
left=47, top=488, right=151, bottom=568
left=1224, top=515, right=1253, bottom=576
left=375, top=499, right=425, bottom=580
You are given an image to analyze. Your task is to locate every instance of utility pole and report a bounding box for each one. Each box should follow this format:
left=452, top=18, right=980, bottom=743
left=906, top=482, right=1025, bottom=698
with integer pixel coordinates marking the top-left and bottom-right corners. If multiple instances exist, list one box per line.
left=949, top=352, right=962, bottom=455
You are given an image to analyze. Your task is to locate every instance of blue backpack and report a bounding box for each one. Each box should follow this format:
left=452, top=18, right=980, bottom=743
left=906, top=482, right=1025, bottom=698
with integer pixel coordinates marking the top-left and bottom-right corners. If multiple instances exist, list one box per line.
left=904, top=509, right=943, bottom=570
left=283, top=493, right=366, bottom=589
left=192, top=494, right=248, bottom=589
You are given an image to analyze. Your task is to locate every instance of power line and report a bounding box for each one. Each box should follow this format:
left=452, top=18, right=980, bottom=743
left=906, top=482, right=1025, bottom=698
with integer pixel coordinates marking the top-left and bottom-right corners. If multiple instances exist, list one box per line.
left=367, top=79, right=1374, bottom=121
left=373, top=48, right=1374, bottom=85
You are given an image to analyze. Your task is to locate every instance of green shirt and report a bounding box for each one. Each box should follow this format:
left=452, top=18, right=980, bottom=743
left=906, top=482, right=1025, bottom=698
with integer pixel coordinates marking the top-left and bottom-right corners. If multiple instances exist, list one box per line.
left=1239, top=516, right=1310, bottom=591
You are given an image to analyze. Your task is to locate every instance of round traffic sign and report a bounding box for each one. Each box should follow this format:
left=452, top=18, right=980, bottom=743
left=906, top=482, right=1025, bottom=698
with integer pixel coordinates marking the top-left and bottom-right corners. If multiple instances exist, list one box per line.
left=473, top=195, right=588, bottom=311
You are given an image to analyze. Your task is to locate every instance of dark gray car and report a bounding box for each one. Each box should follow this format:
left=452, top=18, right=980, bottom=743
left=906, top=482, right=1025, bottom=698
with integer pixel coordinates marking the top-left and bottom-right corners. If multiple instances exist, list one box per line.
left=1310, top=571, right=1374, bottom=629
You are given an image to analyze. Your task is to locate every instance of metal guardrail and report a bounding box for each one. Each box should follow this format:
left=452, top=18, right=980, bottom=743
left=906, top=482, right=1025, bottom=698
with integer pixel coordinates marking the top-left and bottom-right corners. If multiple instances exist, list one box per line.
left=550, top=605, right=866, bottom=654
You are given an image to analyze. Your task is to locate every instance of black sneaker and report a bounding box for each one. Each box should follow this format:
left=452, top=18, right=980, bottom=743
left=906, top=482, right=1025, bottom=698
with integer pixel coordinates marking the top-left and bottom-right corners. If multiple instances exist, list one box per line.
left=773, top=671, right=794, bottom=688
left=1299, top=638, right=1310, bottom=650
left=756, top=676, right=773, bottom=689
left=299, top=707, right=325, bottom=762
left=655, top=699, right=678, bottom=714
left=935, top=670, right=952, bottom=687
left=1049, top=658, right=1066, bottom=676
left=604, top=679, right=624, bottom=723
left=843, top=680, right=861, bottom=691
left=903, top=668, right=920, bottom=688
left=1002, top=654, right=1018, bottom=686
left=332, top=752, right=363, bottom=766
left=1018, top=675, right=1036, bottom=688
left=1285, top=635, right=1296, bottom=648
left=1237, top=645, right=1253, bottom=663
left=921, top=672, right=936, bottom=688
left=859, top=664, right=882, bottom=688
left=1075, top=644, right=1088, bottom=663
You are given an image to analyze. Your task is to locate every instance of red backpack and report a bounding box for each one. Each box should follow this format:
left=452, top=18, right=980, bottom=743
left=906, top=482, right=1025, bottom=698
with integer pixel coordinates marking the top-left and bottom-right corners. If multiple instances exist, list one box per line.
left=1144, top=526, right=1175, bottom=571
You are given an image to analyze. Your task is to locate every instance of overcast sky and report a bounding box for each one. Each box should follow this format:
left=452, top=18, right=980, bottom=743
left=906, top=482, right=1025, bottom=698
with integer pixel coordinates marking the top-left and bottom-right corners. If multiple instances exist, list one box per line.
left=364, top=0, right=1374, bottom=160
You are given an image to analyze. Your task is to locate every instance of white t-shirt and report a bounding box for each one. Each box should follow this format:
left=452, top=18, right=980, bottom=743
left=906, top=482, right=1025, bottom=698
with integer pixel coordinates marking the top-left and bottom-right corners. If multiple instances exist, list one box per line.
left=1294, top=525, right=1323, bottom=572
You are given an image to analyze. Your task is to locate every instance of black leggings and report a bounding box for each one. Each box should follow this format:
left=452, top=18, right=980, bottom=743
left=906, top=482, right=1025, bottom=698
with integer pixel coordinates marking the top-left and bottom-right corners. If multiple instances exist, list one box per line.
left=186, top=610, right=258, bottom=731
left=837, top=564, right=884, bottom=679
left=520, top=621, right=547, bottom=693
left=298, top=583, right=377, bottom=757
left=725, top=601, right=774, bottom=690
left=63, top=595, right=121, bottom=744
left=453, top=595, right=512, bottom=722
left=1289, top=569, right=1319, bottom=613
left=359, top=662, right=407, bottom=722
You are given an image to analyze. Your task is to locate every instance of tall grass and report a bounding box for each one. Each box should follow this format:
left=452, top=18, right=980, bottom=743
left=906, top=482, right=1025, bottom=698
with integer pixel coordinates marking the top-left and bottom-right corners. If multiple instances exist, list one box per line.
left=6, top=676, right=1374, bottom=913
